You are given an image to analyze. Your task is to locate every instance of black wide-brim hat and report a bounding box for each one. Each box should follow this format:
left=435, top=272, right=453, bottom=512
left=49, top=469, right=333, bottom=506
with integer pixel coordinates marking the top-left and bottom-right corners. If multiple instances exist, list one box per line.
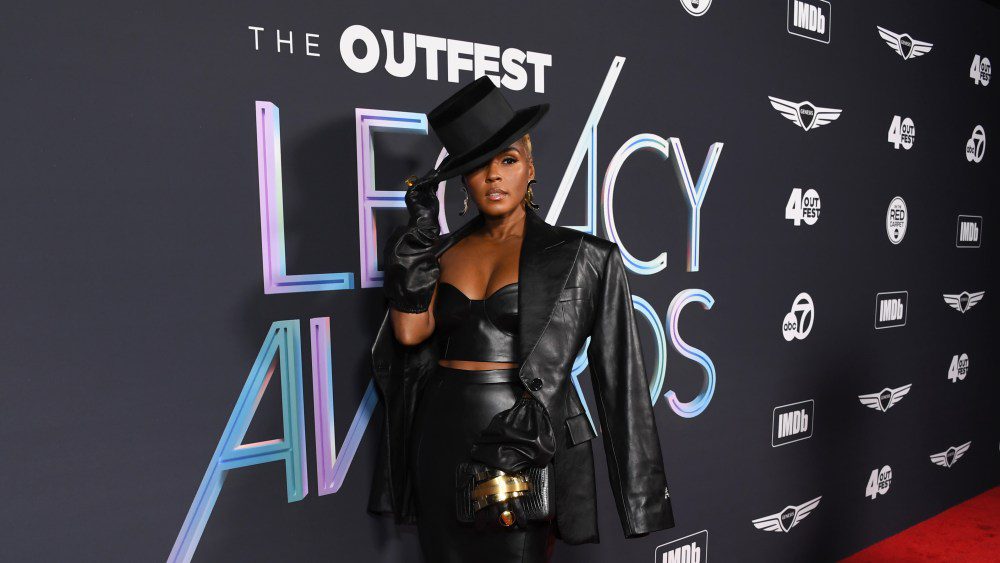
left=425, top=75, right=548, bottom=182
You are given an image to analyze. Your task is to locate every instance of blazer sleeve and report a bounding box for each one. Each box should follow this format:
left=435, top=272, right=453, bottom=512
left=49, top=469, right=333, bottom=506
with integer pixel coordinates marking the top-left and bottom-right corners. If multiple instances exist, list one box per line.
left=586, top=242, right=675, bottom=538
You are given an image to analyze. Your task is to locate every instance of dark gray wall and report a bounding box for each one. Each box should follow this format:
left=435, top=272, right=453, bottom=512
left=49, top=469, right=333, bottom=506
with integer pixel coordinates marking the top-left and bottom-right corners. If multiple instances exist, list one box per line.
left=2, top=1, right=997, bottom=561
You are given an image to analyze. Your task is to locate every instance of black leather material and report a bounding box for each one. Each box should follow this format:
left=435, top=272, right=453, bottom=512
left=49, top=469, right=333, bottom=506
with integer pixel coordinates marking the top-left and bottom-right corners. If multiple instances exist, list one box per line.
left=381, top=173, right=441, bottom=314
left=474, top=494, right=530, bottom=532
left=369, top=209, right=676, bottom=544
left=435, top=281, right=519, bottom=362
left=456, top=461, right=553, bottom=523
left=410, top=365, right=555, bottom=562
left=465, top=391, right=557, bottom=531
left=470, top=393, right=557, bottom=473
left=425, top=75, right=549, bottom=182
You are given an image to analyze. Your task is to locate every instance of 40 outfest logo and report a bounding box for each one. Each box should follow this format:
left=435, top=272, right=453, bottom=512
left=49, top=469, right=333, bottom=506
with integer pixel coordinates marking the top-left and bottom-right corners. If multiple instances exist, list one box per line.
left=970, top=54, right=991, bottom=86
left=786, top=188, right=821, bottom=226
left=887, top=115, right=916, bottom=150
left=782, top=292, right=815, bottom=341
left=865, top=465, right=893, bottom=499
left=947, top=353, right=969, bottom=382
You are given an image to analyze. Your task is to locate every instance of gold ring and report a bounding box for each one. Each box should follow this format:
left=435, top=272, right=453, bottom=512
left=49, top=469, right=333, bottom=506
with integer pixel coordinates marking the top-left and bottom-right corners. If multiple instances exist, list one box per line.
left=499, top=509, right=515, bottom=527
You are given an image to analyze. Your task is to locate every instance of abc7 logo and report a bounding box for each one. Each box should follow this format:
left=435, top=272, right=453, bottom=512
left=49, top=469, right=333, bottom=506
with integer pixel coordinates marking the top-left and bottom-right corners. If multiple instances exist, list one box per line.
left=966, top=125, right=986, bottom=163
left=782, top=292, right=815, bottom=342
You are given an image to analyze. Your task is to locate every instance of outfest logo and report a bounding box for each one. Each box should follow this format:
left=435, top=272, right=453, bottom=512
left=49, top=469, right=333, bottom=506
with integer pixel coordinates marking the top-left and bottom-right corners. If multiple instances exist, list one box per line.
left=247, top=24, right=553, bottom=93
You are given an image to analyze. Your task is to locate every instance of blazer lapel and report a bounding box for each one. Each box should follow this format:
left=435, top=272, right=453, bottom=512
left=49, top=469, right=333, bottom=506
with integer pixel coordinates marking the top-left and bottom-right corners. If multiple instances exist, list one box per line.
left=517, top=209, right=581, bottom=369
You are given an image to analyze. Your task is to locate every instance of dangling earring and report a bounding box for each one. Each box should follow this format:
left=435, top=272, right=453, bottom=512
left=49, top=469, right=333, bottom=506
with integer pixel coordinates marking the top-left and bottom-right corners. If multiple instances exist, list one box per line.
left=524, top=179, right=540, bottom=210
left=459, top=184, right=470, bottom=215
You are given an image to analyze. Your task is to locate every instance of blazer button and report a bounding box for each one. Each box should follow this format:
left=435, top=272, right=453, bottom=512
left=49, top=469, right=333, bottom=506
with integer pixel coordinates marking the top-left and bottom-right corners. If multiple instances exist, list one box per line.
left=529, top=378, right=543, bottom=391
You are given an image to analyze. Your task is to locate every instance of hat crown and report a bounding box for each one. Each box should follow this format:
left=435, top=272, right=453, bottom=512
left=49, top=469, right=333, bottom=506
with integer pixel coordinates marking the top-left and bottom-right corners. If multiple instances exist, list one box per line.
left=428, top=76, right=516, bottom=155
left=422, top=75, right=548, bottom=182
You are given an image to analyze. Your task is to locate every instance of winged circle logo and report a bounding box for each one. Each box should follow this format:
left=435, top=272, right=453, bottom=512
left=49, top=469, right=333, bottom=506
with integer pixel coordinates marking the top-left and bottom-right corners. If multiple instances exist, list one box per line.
left=877, top=26, right=933, bottom=60
left=769, top=96, right=843, bottom=131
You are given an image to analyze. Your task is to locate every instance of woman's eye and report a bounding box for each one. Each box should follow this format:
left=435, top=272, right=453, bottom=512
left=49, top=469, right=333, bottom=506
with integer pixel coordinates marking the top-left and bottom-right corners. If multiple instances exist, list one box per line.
left=502, top=156, right=517, bottom=164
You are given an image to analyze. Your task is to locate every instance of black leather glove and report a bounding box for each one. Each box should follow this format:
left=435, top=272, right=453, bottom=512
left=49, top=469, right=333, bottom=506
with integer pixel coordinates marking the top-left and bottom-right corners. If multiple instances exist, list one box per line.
left=474, top=495, right=528, bottom=531
left=382, top=170, right=441, bottom=313
left=468, top=394, right=554, bottom=531
left=470, top=392, right=556, bottom=473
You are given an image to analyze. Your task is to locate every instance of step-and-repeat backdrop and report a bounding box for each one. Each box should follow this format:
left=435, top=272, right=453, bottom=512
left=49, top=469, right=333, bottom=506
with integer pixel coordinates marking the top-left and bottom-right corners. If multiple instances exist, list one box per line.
left=4, top=1, right=998, bottom=561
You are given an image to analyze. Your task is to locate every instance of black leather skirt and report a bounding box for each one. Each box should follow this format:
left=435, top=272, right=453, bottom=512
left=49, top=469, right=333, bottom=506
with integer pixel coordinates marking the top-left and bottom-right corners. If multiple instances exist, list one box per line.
left=409, top=365, right=556, bottom=563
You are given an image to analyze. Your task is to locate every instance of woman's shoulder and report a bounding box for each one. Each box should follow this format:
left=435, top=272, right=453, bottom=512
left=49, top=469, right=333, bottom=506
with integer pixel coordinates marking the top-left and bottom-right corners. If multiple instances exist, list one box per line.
left=574, top=229, right=615, bottom=253
left=560, top=228, right=618, bottom=276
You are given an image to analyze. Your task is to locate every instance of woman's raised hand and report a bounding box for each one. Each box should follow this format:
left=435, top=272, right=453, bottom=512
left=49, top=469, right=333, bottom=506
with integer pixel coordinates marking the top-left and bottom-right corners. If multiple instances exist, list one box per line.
left=404, top=171, right=441, bottom=237
left=381, top=171, right=442, bottom=315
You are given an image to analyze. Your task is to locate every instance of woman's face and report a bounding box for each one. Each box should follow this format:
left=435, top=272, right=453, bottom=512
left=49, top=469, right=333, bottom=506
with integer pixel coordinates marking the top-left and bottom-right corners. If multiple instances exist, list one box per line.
left=461, top=140, right=534, bottom=217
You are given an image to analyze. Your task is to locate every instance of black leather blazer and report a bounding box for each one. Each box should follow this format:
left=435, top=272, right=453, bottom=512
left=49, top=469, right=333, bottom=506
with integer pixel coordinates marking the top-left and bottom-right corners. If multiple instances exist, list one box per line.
left=367, top=208, right=675, bottom=544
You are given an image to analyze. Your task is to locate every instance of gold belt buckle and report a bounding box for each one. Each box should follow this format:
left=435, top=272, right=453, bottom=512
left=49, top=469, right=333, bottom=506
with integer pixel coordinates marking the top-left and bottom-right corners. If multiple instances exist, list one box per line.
left=470, top=472, right=532, bottom=512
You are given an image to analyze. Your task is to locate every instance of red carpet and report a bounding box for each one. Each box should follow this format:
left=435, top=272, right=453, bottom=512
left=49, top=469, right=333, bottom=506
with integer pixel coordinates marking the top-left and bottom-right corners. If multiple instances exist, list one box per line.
left=840, top=486, right=999, bottom=562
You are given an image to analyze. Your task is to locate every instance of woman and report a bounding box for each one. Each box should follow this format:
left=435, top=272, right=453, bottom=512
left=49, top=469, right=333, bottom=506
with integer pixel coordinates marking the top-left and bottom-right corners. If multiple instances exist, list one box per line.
left=368, top=76, right=675, bottom=562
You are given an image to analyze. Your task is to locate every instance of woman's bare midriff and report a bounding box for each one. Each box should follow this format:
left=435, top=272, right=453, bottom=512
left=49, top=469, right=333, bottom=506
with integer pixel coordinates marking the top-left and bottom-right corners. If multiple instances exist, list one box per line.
left=438, top=359, right=519, bottom=370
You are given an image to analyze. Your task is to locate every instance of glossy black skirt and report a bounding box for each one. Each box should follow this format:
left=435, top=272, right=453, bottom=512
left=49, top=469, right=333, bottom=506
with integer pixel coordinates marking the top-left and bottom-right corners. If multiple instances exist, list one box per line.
left=408, top=365, right=556, bottom=563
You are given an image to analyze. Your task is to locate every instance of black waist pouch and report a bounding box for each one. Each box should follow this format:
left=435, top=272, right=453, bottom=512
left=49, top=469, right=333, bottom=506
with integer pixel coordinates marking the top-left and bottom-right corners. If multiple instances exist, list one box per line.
left=455, top=461, right=553, bottom=522
left=455, top=393, right=558, bottom=523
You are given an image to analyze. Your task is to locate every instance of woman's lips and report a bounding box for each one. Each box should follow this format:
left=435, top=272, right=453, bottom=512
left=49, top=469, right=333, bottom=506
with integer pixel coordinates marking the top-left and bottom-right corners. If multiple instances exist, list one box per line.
left=486, top=191, right=507, bottom=201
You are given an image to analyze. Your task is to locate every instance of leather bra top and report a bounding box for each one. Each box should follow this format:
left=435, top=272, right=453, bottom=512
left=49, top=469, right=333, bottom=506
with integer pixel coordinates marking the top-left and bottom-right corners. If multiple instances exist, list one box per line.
left=435, top=281, right=519, bottom=363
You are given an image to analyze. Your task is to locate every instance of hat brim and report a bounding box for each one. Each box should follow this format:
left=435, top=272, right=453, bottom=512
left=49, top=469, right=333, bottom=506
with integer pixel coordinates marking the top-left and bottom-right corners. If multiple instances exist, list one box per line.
left=433, top=103, right=549, bottom=182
